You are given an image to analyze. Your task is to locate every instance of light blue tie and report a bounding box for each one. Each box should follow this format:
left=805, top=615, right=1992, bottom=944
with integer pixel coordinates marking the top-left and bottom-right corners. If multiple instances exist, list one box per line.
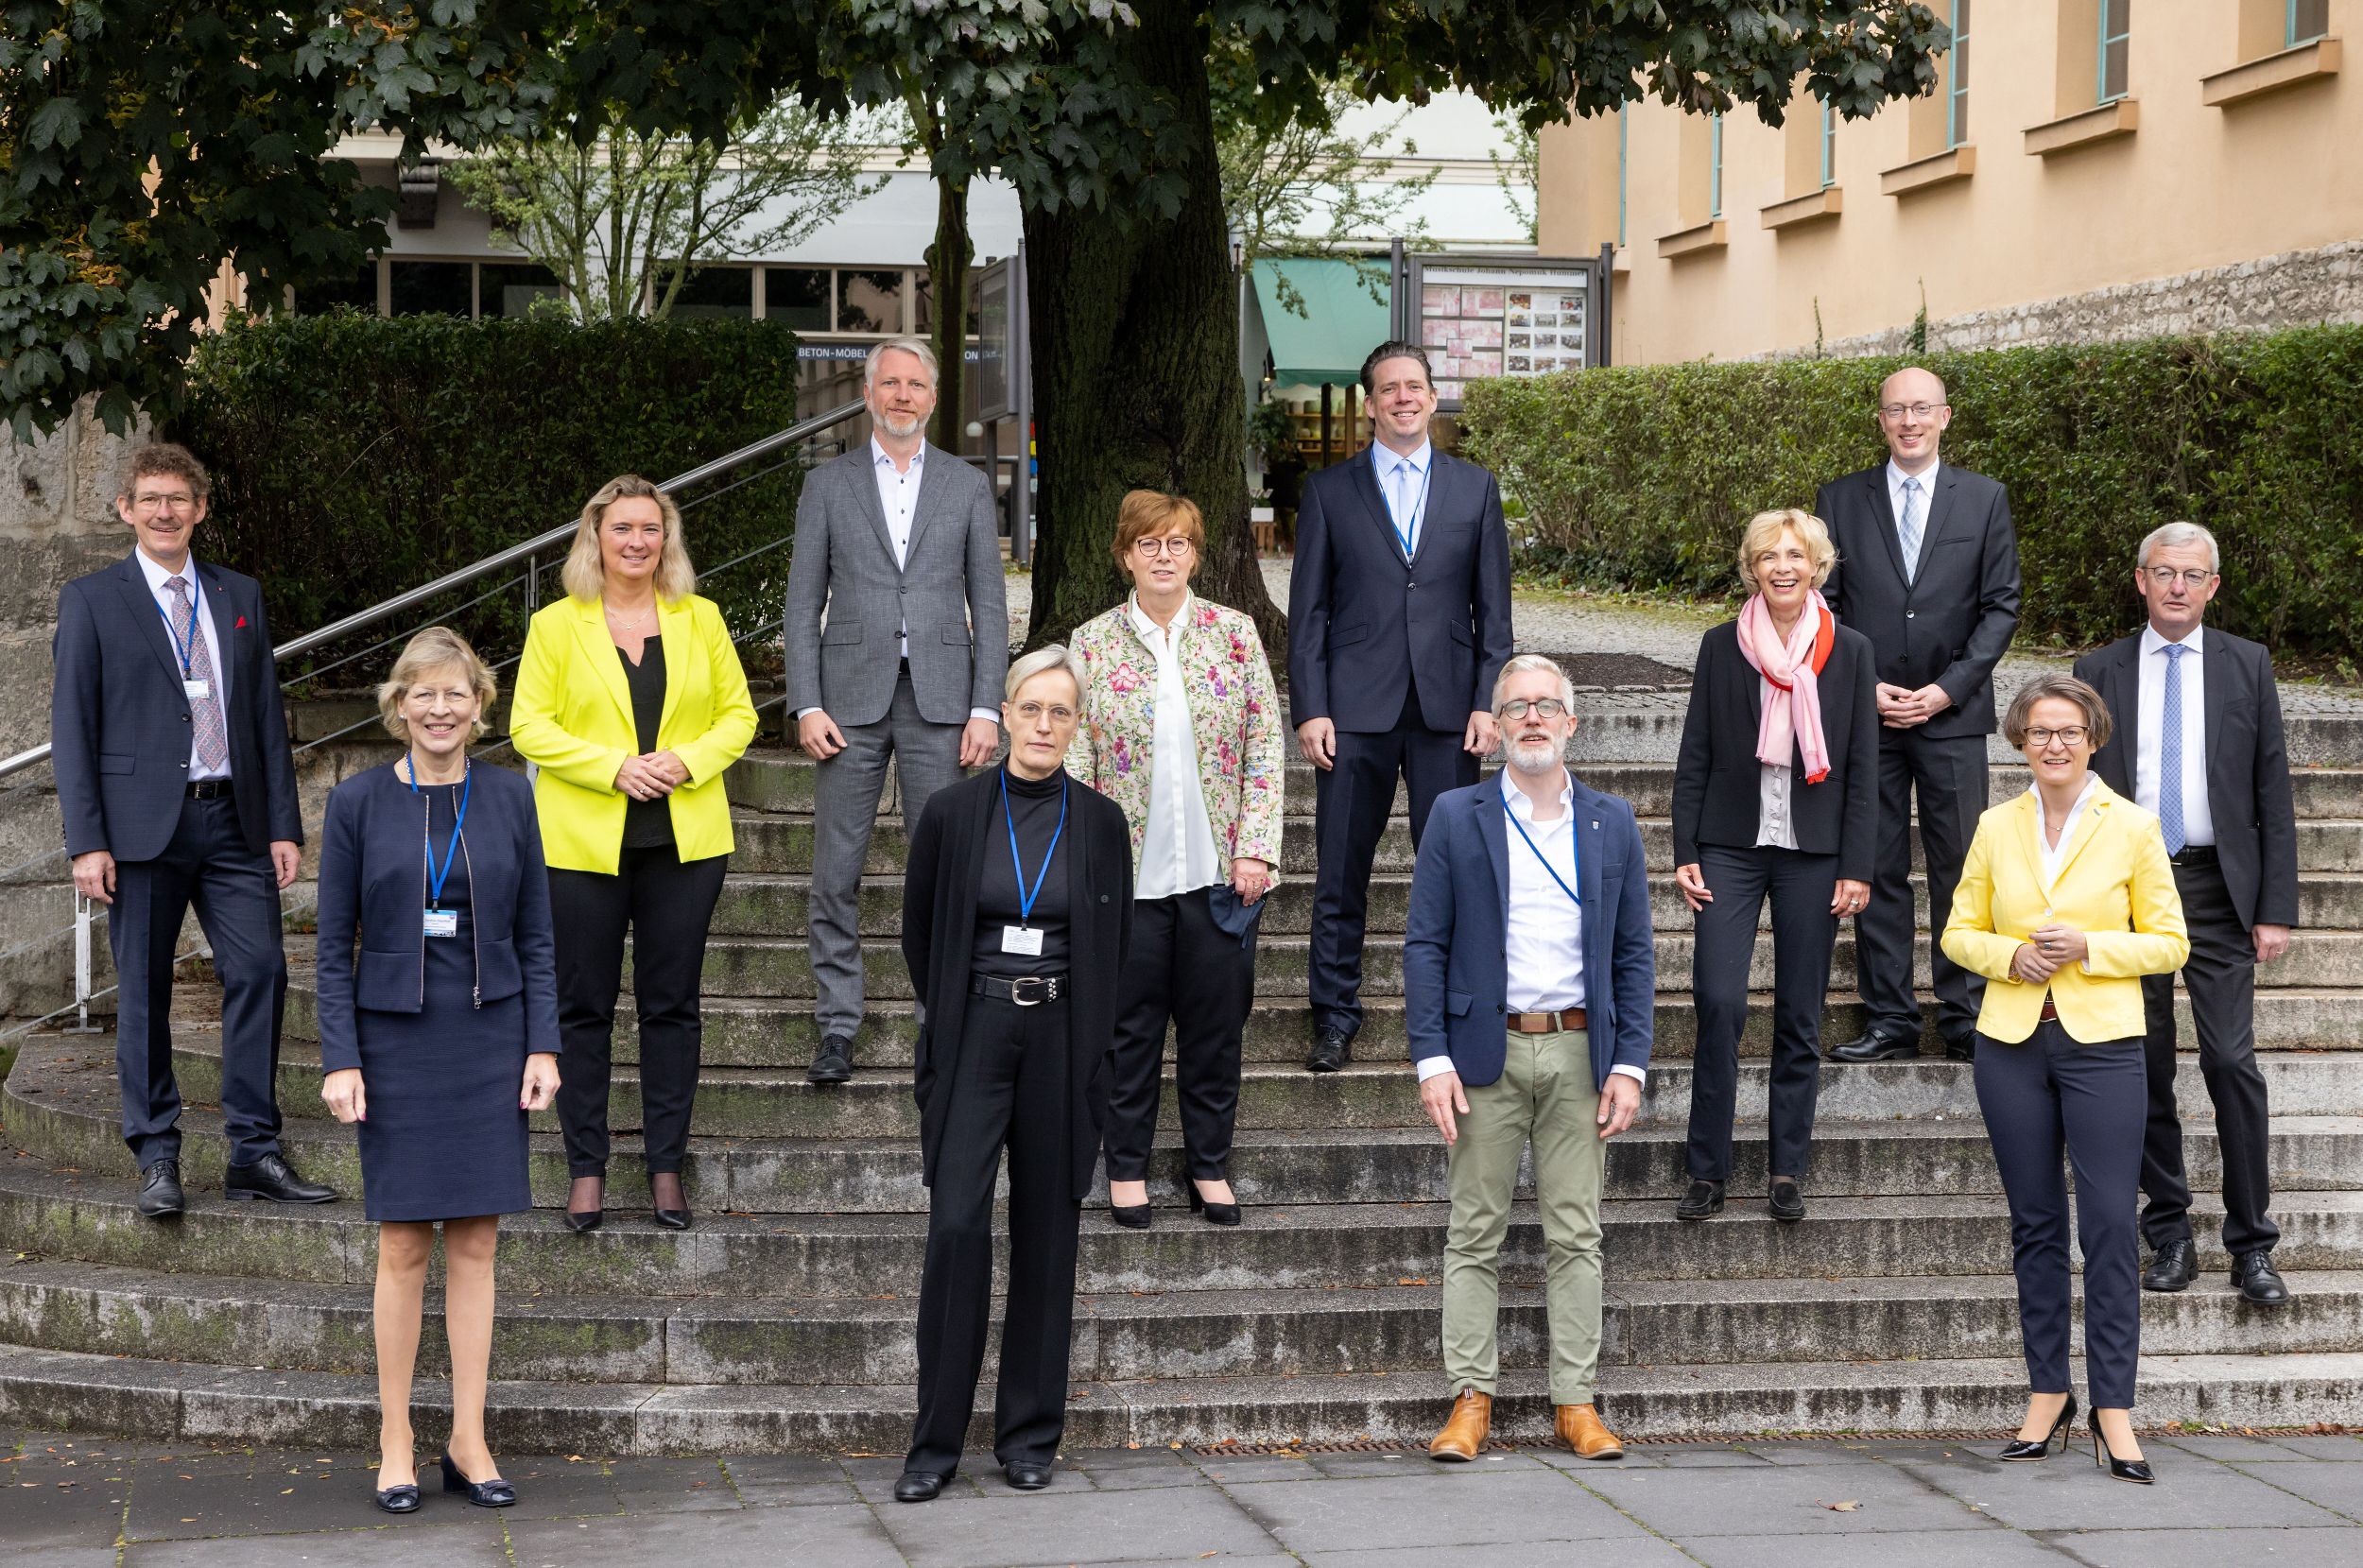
left=1897, top=476, right=1923, bottom=584
left=2159, top=644, right=2187, bottom=855
left=1392, top=457, right=1418, bottom=560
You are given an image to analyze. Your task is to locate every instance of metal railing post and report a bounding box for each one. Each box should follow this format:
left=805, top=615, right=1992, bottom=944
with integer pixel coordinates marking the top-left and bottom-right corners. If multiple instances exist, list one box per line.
left=67, top=892, right=99, bottom=1033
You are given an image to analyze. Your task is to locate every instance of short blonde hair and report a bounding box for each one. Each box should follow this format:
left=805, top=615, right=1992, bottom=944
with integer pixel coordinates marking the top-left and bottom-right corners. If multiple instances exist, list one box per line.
left=865, top=336, right=939, bottom=387
left=1736, top=508, right=1837, bottom=594
left=1110, top=490, right=1205, bottom=575
left=1491, top=652, right=1576, bottom=715
left=377, top=627, right=498, bottom=743
left=561, top=474, right=697, bottom=604
left=2001, top=672, right=2113, bottom=751
left=1005, top=644, right=1084, bottom=705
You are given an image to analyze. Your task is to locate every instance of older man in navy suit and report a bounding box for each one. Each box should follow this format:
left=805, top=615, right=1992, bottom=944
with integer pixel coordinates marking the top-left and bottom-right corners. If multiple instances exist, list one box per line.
left=1404, top=655, right=1654, bottom=1463
left=51, top=443, right=333, bottom=1218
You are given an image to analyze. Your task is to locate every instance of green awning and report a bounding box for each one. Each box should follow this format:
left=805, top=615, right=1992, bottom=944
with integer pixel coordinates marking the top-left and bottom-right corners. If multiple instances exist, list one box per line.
left=1255, top=257, right=1392, bottom=389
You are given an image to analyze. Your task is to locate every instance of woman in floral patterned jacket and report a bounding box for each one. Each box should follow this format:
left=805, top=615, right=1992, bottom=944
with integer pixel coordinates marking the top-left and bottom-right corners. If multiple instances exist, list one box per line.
left=1070, top=491, right=1285, bottom=1229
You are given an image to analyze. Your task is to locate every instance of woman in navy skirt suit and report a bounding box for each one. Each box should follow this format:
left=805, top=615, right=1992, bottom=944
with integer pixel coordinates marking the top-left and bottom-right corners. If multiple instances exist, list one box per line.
left=317, top=627, right=560, bottom=1515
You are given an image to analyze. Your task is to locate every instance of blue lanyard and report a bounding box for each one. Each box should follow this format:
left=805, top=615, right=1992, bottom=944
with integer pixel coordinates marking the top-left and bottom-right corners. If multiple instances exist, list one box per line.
left=1380, top=452, right=1431, bottom=560
left=1506, top=791, right=1582, bottom=909
left=999, top=770, right=1067, bottom=924
left=152, top=571, right=203, bottom=677
left=406, top=755, right=472, bottom=908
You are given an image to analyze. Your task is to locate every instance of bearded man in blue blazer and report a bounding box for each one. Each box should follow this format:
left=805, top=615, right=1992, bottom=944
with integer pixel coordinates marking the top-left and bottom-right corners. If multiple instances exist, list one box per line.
left=1403, top=655, right=1654, bottom=1464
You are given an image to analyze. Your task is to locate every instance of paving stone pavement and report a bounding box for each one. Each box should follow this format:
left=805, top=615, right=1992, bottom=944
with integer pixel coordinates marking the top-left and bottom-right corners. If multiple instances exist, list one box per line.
left=9, top=1426, right=2360, bottom=1567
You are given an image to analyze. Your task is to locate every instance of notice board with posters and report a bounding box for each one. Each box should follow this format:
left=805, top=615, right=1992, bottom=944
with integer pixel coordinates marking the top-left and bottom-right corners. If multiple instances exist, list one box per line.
left=1389, top=249, right=1611, bottom=413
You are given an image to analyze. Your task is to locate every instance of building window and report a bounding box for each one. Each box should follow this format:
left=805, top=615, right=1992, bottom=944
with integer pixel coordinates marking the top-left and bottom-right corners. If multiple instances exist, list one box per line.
left=2098, top=0, right=2131, bottom=103
left=480, top=263, right=562, bottom=319
left=297, top=264, right=380, bottom=316
left=667, top=267, right=754, bottom=319
left=2290, top=0, right=2329, bottom=44
left=766, top=267, right=832, bottom=331
left=1616, top=105, right=1629, bottom=249
left=837, top=268, right=906, bottom=334
left=1709, top=113, right=1724, bottom=218
left=388, top=260, right=474, bottom=318
left=1948, top=0, right=1972, bottom=146
left=1820, top=103, right=1836, bottom=186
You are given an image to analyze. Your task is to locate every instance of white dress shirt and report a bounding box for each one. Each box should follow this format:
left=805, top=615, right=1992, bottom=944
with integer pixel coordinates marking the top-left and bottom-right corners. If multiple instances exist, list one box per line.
left=1753, top=764, right=1799, bottom=851
left=1127, top=592, right=1223, bottom=900
left=2031, top=773, right=2103, bottom=897
left=136, top=547, right=231, bottom=782
left=1372, top=439, right=1434, bottom=560
left=1885, top=457, right=1941, bottom=575
left=2133, top=623, right=2214, bottom=848
left=1416, top=770, right=1646, bottom=1086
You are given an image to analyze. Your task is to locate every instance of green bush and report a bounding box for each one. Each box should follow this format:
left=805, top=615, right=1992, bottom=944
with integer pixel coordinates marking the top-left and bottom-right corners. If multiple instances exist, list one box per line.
left=1461, top=327, right=2363, bottom=657
left=173, top=313, right=812, bottom=681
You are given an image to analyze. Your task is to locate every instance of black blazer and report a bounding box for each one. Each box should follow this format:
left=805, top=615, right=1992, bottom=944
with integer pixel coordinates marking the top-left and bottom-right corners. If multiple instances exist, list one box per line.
left=51, top=552, right=301, bottom=861
left=1673, top=620, right=1882, bottom=883
left=312, top=761, right=561, bottom=1073
left=902, top=767, right=1134, bottom=1200
left=2074, top=627, right=2299, bottom=932
left=1286, top=447, right=1514, bottom=733
left=1818, top=463, right=2021, bottom=737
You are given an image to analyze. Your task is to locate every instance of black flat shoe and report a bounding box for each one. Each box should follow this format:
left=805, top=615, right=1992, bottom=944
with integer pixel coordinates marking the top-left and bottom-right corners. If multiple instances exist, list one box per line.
left=1675, top=1179, right=1725, bottom=1221
left=807, top=1033, right=854, bottom=1085
left=1768, top=1179, right=1805, bottom=1224
left=440, top=1454, right=516, bottom=1508
left=1997, top=1394, right=2077, bottom=1461
left=1306, top=1026, right=1352, bottom=1074
left=224, top=1152, right=337, bottom=1204
left=1109, top=1202, right=1152, bottom=1230
left=1003, top=1459, right=1054, bottom=1490
left=893, top=1470, right=946, bottom=1503
left=373, top=1484, right=421, bottom=1514
left=1942, top=1035, right=1976, bottom=1063
left=1827, top=1033, right=1920, bottom=1063
left=2232, top=1250, right=2291, bottom=1306
left=136, top=1158, right=184, bottom=1219
left=1180, top=1176, right=1241, bottom=1227
left=2142, top=1238, right=2195, bottom=1292
left=2091, top=1422, right=2153, bottom=1485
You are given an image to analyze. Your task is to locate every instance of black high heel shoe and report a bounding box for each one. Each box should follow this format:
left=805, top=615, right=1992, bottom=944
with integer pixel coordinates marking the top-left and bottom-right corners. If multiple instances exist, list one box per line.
left=1996, top=1394, right=2077, bottom=1461
left=1108, top=1189, right=1152, bottom=1230
left=564, top=1176, right=604, bottom=1233
left=649, top=1174, right=692, bottom=1232
left=440, top=1453, right=518, bottom=1508
left=1179, top=1175, right=1241, bottom=1227
left=2091, top=1420, right=2154, bottom=1485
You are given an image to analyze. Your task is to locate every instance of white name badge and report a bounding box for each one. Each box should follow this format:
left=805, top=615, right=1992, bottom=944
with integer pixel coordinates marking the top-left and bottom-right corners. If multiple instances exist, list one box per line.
left=423, top=908, right=459, bottom=939
left=182, top=680, right=211, bottom=702
left=1000, top=924, right=1044, bottom=956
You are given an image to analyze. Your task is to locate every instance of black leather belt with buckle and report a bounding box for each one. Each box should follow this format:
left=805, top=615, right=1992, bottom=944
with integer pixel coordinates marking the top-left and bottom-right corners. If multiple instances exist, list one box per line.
left=2169, top=845, right=2218, bottom=867
left=972, top=974, right=1067, bottom=1007
left=185, top=779, right=233, bottom=800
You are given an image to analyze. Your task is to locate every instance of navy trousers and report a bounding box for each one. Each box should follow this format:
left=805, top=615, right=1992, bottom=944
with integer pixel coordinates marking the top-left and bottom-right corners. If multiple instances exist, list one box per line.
left=1857, top=728, right=1986, bottom=1045
left=1975, top=1020, right=2147, bottom=1409
left=109, top=794, right=288, bottom=1167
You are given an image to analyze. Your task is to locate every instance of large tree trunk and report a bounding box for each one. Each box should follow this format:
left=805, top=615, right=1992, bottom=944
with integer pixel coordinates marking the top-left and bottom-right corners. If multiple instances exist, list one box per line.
left=1019, top=0, right=1281, bottom=658
left=925, top=169, right=970, bottom=452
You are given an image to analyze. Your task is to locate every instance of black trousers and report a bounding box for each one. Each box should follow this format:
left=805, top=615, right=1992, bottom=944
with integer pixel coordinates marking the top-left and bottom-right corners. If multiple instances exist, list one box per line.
left=109, top=795, right=287, bottom=1167
left=1857, top=726, right=1986, bottom=1045
left=1975, top=1021, right=2147, bottom=1410
left=906, top=992, right=1080, bottom=1477
left=2140, top=856, right=2280, bottom=1257
left=1686, top=843, right=1838, bottom=1183
left=1309, top=685, right=1476, bottom=1036
left=1104, top=887, right=1253, bottom=1181
left=548, top=846, right=729, bottom=1178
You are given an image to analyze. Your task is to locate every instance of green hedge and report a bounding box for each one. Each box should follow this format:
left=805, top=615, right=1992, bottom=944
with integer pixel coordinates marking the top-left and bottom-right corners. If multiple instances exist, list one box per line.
left=1461, top=327, right=2363, bottom=658
left=173, top=313, right=810, bottom=681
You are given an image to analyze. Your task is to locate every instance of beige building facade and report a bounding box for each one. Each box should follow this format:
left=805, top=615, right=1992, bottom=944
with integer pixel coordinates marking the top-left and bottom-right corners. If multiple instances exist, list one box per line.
left=1538, top=0, right=2357, bottom=363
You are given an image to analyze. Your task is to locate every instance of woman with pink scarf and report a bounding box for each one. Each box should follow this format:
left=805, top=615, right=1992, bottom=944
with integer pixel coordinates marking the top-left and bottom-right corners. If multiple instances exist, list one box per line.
left=1669, top=508, right=1880, bottom=1225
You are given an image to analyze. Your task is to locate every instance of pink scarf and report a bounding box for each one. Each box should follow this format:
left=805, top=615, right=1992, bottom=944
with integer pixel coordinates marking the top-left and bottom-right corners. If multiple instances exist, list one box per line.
left=1735, top=590, right=1836, bottom=784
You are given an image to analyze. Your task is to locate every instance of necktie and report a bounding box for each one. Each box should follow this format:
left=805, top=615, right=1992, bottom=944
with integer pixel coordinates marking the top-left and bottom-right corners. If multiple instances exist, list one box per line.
left=1897, top=476, right=1923, bottom=584
left=2159, top=643, right=2187, bottom=855
left=169, top=576, right=230, bottom=772
left=1392, top=458, right=1417, bottom=559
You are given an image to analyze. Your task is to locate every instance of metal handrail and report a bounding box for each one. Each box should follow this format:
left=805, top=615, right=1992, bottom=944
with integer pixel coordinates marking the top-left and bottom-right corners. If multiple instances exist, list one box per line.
left=0, top=398, right=866, bottom=784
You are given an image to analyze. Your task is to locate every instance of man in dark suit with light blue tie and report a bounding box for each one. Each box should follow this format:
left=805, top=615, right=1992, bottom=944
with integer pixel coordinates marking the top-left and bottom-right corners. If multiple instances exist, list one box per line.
left=51, top=443, right=333, bottom=1218
left=1288, top=340, right=1515, bottom=1073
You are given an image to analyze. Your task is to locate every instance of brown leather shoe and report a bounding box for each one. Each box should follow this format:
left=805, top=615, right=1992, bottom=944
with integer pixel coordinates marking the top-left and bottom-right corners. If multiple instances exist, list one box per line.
left=1428, top=1388, right=1492, bottom=1461
left=1556, top=1403, right=1625, bottom=1460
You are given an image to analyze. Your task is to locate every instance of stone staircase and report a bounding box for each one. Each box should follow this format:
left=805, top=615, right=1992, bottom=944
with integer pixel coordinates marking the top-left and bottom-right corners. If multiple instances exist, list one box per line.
left=3, top=706, right=2361, bottom=1452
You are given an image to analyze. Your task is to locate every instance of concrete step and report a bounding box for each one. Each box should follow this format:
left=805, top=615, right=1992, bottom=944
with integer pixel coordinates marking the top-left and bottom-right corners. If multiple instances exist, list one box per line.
left=1, top=1340, right=2355, bottom=1451
left=7, top=1258, right=2356, bottom=1388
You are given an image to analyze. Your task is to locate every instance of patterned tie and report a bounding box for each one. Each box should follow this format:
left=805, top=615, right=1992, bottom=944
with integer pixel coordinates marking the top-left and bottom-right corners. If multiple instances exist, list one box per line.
left=169, top=576, right=229, bottom=772
left=1392, top=457, right=1418, bottom=560
left=1897, top=476, right=1923, bottom=584
left=2158, top=643, right=2187, bottom=855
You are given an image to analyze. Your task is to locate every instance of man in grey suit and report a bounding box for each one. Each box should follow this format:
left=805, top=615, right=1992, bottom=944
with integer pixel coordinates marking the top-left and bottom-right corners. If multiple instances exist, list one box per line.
left=785, top=338, right=1008, bottom=1084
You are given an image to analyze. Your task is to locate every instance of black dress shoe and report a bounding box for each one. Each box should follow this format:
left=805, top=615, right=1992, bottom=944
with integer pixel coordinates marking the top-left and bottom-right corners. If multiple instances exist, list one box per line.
left=893, top=1470, right=946, bottom=1503
left=1003, top=1459, right=1054, bottom=1490
left=652, top=1205, right=692, bottom=1231
left=1827, top=1033, right=1920, bottom=1063
left=649, top=1174, right=692, bottom=1231
left=373, top=1483, right=421, bottom=1513
left=2091, top=1422, right=2154, bottom=1485
left=224, top=1153, right=336, bottom=1204
left=136, top=1159, right=184, bottom=1219
left=1180, top=1176, right=1241, bottom=1227
left=1768, top=1179, right=1806, bottom=1223
left=2142, top=1238, right=2196, bottom=1292
left=563, top=1206, right=604, bottom=1233
left=1996, top=1394, right=2077, bottom=1461
left=2232, top=1250, right=2291, bottom=1306
left=440, top=1453, right=517, bottom=1508
left=1674, top=1179, right=1725, bottom=1221
left=1943, top=1035, right=1976, bottom=1063
left=806, top=1033, right=854, bottom=1085
left=1109, top=1199, right=1152, bottom=1230
left=1306, top=1026, right=1352, bottom=1074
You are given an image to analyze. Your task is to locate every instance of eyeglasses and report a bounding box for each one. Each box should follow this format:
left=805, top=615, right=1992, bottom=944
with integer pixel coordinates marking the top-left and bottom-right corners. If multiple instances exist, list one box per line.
left=1877, top=402, right=1945, bottom=421
left=129, top=492, right=198, bottom=512
left=1011, top=701, right=1078, bottom=726
left=2145, top=566, right=2216, bottom=589
left=1497, top=698, right=1568, bottom=720
left=2025, top=726, right=2090, bottom=749
left=1132, top=537, right=1194, bottom=558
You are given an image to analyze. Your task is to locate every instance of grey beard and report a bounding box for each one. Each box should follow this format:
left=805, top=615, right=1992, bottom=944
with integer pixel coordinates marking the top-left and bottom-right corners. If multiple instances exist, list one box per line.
left=874, top=410, right=926, bottom=439
left=1507, top=738, right=1562, bottom=774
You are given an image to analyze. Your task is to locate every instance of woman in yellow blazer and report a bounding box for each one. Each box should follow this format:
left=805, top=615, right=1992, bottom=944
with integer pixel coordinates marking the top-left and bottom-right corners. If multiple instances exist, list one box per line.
left=1942, top=673, right=2187, bottom=1485
left=509, top=474, right=756, bottom=1233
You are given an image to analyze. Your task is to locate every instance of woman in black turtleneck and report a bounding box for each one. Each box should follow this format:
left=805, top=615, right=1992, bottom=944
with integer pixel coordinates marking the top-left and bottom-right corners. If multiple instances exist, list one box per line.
left=893, top=646, right=1133, bottom=1504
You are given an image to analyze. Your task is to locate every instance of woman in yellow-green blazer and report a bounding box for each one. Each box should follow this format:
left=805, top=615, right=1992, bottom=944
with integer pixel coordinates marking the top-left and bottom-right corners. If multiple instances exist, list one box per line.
left=509, top=474, right=756, bottom=1233
left=1942, top=673, right=2187, bottom=1484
